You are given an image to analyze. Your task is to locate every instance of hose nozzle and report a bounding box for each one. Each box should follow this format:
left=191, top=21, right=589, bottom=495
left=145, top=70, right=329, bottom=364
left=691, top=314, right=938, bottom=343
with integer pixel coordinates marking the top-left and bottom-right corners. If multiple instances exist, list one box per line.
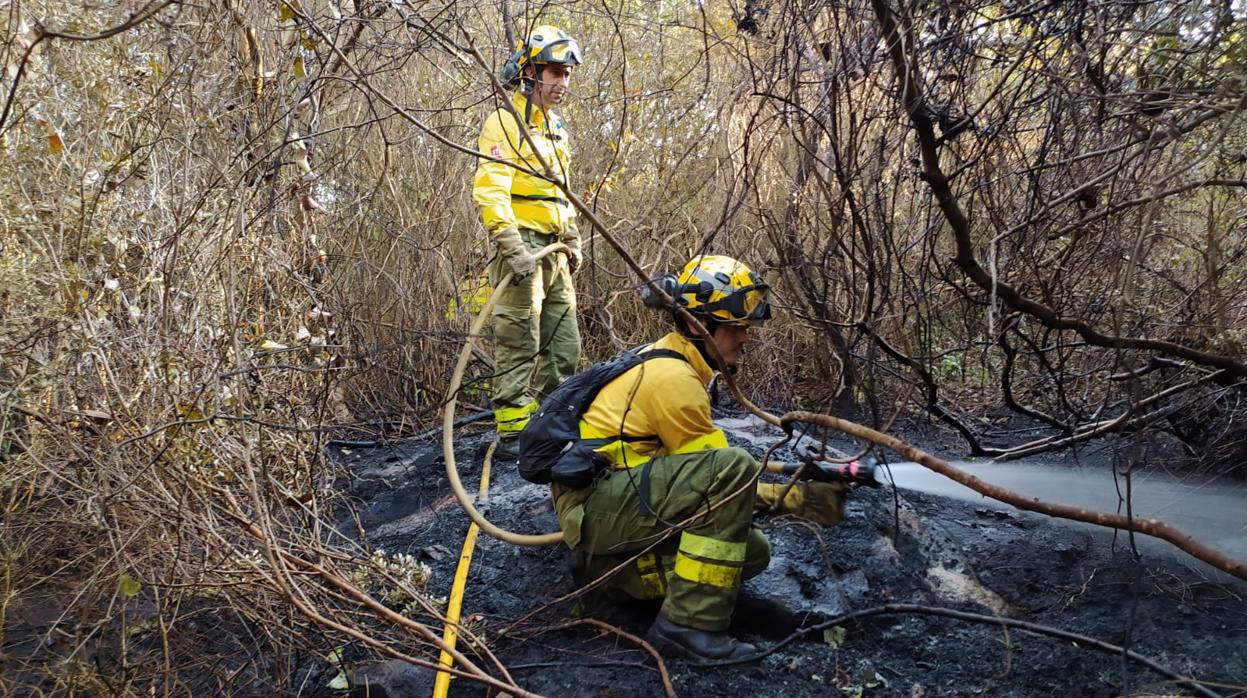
left=770, top=458, right=880, bottom=487
left=807, top=459, right=880, bottom=487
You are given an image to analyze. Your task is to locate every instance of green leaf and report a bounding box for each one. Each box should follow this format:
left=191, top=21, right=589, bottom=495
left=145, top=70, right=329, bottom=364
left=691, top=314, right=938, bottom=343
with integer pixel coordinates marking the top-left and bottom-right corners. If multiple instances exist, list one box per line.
left=823, top=626, right=847, bottom=648
left=327, top=669, right=349, bottom=690
left=120, top=572, right=141, bottom=597
left=325, top=647, right=349, bottom=690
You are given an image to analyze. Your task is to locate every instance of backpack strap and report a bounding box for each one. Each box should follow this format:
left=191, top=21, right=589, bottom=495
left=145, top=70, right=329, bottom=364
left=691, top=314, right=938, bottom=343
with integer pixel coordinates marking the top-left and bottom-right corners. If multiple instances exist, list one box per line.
left=600, top=348, right=688, bottom=445
left=625, top=347, right=691, bottom=520
left=633, top=347, right=687, bottom=363
left=544, top=348, right=690, bottom=488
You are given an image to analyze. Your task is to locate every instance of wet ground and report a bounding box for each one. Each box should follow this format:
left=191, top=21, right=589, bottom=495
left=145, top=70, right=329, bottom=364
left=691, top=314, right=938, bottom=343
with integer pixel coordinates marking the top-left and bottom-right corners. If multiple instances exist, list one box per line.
left=335, top=415, right=1247, bottom=698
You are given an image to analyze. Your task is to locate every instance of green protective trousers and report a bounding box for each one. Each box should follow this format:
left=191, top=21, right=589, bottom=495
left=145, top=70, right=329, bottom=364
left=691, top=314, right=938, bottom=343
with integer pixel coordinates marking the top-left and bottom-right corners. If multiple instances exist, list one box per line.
left=554, top=447, right=769, bottom=632
left=489, top=229, right=581, bottom=432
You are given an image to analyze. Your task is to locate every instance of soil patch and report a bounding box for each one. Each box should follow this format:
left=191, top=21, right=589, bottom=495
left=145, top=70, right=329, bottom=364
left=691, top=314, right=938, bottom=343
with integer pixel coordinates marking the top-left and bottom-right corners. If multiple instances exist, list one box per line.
left=332, top=423, right=1247, bottom=698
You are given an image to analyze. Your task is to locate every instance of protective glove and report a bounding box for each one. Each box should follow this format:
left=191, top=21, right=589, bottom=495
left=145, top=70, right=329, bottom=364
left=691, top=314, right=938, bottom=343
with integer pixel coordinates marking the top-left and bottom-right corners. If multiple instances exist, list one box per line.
left=754, top=481, right=847, bottom=526
left=561, top=223, right=583, bottom=273
left=493, top=225, right=537, bottom=279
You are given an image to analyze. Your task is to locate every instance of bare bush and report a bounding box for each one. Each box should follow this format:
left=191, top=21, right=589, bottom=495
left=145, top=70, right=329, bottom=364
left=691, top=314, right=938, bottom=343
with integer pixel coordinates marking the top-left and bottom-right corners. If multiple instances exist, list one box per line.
left=3, top=0, right=1246, bottom=692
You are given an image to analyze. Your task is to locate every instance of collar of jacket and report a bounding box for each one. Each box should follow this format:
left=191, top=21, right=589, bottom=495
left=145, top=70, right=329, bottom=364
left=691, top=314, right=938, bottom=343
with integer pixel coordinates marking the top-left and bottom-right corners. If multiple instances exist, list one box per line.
left=512, top=91, right=558, bottom=130
left=650, top=331, right=716, bottom=387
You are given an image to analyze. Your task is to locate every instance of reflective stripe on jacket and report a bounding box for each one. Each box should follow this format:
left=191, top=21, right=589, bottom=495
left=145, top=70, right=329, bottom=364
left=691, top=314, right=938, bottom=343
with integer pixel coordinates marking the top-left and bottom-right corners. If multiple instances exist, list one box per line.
left=472, top=92, right=576, bottom=236
left=578, top=332, right=729, bottom=469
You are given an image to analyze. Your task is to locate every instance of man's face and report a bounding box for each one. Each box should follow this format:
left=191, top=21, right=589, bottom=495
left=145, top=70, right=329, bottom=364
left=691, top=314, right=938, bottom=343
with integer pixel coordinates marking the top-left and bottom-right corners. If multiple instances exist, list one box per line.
left=528, top=63, right=572, bottom=108
left=709, top=322, right=751, bottom=369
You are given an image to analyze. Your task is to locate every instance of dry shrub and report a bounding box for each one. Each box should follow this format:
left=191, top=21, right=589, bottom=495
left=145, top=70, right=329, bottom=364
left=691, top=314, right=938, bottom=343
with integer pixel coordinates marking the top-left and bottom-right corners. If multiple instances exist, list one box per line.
left=0, top=1, right=820, bottom=691
left=4, top=0, right=1247, bottom=692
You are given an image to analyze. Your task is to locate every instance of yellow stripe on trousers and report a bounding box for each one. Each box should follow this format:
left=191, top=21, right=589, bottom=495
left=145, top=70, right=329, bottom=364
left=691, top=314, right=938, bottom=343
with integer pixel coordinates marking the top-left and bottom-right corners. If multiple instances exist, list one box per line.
left=673, top=531, right=746, bottom=588
left=673, top=553, right=743, bottom=589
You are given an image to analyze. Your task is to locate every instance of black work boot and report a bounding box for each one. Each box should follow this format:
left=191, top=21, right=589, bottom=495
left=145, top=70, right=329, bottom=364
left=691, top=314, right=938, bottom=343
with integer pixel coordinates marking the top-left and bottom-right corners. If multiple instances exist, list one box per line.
left=492, top=435, right=520, bottom=460
left=567, top=549, right=591, bottom=588
left=645, top=614, right=758, bottom=661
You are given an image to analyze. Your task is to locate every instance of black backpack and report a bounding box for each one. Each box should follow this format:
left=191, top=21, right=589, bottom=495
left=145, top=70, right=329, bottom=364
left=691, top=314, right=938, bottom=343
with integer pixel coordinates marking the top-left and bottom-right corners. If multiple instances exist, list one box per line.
left=517, top=348, right=686, bottom=488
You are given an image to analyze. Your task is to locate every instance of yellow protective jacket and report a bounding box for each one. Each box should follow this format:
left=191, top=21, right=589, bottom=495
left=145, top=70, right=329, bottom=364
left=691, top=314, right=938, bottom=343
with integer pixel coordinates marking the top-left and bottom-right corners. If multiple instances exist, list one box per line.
left=579, top=332, right=729, bottom=469
left=472, top=92, right=576, bottom=237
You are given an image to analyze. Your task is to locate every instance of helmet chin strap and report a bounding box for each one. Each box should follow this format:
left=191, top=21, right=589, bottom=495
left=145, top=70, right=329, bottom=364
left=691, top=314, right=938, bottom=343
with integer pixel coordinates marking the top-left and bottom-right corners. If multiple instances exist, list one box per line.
left=524, top=65, right=575, bottom=107
left=677, top=314, right=733, bottom=373
left=521, top=65, right=546, bottom=119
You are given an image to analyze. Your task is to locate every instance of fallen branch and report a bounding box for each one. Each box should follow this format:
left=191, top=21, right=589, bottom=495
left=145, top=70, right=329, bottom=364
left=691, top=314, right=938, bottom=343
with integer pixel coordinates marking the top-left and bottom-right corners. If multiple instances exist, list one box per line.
left=701, top=603, right=1225, bottom=698
left=780, top=409, right=1247, bottom=581
left=993, top=370, right=1228, bottom=460
left=215, top=489, right=536, bottom=697
left=538, top=618, right=676, bottom=698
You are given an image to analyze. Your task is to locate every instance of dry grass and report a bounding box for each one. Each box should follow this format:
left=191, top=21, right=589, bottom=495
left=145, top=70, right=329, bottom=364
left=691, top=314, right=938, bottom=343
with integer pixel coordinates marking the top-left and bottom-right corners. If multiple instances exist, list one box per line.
left=3, top=0, right=1247, bottom=692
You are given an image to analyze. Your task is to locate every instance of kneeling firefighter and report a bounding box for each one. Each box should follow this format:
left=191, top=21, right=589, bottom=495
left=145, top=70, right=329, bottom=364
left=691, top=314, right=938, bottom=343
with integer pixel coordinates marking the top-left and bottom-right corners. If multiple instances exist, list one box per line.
left=517, top=255, right=870, bottom=661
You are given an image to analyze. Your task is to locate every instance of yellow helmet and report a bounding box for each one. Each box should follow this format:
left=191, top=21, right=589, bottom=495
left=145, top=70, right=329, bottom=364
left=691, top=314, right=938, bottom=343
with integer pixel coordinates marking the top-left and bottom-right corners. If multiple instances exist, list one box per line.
left=643, top=255, right=772, bottom=325
left=500, top=25, right=583, bottom=88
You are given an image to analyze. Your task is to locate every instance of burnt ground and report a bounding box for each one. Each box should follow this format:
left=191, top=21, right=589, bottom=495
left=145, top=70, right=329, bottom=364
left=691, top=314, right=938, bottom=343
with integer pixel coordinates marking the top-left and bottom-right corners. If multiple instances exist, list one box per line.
left=334, top=421, right=1247, bottom=698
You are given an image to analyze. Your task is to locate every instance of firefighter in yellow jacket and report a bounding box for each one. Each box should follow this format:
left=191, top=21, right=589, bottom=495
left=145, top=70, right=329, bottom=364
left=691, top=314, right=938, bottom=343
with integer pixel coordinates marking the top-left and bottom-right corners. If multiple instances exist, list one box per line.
left=473, top=26, right=584, bottom=446
left=551, top=255, right=818, bottom=661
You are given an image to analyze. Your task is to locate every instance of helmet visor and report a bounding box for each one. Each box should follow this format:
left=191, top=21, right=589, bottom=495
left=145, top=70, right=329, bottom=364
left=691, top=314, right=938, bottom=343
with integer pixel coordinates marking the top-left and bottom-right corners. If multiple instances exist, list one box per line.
left=534, top=38, right=583, bottom=66
left=704, top=283, right=772, bottom=325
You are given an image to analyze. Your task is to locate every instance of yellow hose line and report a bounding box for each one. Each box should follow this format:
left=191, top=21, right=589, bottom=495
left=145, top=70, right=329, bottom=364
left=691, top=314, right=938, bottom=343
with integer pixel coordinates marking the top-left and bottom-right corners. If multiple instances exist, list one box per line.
left=442, top=243, right=564, bottom=547
left=431, top=441, right=495, bottom=697
left=432, top=244, right=572, bottom=694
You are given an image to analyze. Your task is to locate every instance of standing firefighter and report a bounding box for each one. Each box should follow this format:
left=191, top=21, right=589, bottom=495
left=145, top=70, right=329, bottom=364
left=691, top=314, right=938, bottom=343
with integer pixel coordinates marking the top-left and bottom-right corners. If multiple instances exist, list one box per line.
left=534, top=255, right=844, bottom=661
left=473, top=25, right=585, bottom=448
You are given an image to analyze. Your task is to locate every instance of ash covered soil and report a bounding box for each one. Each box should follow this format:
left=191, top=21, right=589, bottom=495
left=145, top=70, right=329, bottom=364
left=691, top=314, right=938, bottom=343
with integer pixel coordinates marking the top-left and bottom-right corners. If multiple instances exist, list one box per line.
left=336, top=420, right=1247, bottom=698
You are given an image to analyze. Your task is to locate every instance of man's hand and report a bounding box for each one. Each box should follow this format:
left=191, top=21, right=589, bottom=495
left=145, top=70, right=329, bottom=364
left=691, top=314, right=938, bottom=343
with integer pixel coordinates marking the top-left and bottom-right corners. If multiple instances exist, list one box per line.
left=494, top=225, right=537, bottom=280
left=780, top=438, right=881, bottom=488
left=564, top=244, right=583, bottom=273
left=754, top=481, right=847, bottom=526
left=561, top=227, right=583, bottom=273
